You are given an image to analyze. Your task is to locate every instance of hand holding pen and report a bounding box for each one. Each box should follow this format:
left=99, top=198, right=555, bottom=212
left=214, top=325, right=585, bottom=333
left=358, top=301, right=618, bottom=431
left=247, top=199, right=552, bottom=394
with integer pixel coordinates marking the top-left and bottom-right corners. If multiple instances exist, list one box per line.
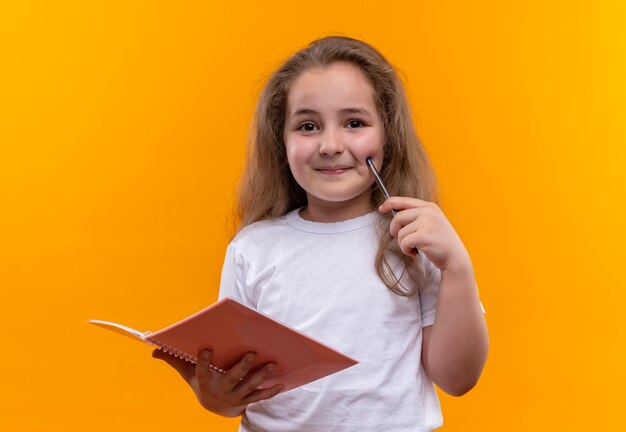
left=367, top=157, right=473, bottom=272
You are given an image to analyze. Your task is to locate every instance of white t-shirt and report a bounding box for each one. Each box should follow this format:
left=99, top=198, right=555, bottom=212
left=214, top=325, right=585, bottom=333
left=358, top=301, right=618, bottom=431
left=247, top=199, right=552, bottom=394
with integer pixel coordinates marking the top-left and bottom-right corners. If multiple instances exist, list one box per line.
left=218, top=209, right=444, bottom=432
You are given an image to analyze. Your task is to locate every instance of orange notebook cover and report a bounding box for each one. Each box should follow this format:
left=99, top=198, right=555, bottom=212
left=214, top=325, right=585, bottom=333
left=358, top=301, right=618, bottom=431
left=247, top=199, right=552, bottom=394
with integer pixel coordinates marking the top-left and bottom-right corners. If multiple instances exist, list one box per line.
left=89, top=297, right=358, bottom=392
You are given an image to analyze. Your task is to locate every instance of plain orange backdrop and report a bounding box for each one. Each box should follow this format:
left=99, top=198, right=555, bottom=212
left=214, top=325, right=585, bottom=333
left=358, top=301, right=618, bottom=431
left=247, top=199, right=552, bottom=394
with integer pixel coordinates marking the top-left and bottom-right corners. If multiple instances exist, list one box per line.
left=1, top=1, right=625, bottom=430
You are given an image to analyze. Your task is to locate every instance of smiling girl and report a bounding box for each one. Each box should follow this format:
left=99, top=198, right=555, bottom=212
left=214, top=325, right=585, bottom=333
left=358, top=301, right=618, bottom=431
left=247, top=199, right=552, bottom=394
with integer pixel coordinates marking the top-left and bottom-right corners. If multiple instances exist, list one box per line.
left=154, top=36, right=489, bottom=432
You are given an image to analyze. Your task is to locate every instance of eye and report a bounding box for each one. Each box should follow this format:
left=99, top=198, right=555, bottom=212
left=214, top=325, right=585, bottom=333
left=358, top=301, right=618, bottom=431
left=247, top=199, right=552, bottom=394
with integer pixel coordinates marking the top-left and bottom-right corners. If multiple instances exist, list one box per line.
left=347, top=120, right=365, bottom=128
left=297, top=122, right=318, bottom=132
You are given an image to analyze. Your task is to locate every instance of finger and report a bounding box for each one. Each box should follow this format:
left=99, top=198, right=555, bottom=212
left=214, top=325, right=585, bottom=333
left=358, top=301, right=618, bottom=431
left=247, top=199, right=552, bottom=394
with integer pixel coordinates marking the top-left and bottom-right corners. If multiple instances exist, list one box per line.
left=397, top=230, right=422, bottom=257
left=232, top=362, right=277, bottom=399
left=219, top=352, right=257, bottom=392
left=152, top=348, right=195, bottom=382
left=397, top=219, right=420, bottom=246
left=389, top=208, right=421, bottom=238
left=240, top=384, right=285, bottom=406
left=195, top=350, right=215, bottom=391
left=379, top=197, right=433, bottom=214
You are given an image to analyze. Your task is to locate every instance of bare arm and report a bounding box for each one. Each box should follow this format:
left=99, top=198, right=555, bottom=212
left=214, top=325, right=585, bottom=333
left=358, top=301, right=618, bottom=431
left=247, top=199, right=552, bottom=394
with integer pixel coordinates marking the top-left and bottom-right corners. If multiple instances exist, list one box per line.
left=379, top=196, right=489, bottom=396
left=421, top=263, right=489, bottom=396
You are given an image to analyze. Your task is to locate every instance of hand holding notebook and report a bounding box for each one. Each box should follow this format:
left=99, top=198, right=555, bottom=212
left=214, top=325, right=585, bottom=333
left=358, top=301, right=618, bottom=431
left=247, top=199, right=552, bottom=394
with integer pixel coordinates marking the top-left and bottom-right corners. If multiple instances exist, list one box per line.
left=152, top=345, right=282, bottom=416
left=89, top=297, right=358, bottom=395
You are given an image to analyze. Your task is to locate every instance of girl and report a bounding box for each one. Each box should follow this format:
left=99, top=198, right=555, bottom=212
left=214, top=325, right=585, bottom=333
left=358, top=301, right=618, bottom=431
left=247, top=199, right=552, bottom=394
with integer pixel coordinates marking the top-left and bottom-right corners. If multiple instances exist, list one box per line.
left=153, top=36, right=489, bottom=431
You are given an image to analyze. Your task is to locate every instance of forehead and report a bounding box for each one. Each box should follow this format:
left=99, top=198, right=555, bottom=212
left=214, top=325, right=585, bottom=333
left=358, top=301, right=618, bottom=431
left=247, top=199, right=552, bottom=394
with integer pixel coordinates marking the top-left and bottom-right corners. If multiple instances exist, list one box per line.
left=286, top=62, right=377, bottom=116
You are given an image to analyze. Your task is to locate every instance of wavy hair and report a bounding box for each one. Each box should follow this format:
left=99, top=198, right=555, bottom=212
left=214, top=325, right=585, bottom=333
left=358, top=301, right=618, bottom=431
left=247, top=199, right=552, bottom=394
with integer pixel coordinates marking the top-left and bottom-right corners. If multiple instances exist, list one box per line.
left=234, top=36, right=439, bottom=296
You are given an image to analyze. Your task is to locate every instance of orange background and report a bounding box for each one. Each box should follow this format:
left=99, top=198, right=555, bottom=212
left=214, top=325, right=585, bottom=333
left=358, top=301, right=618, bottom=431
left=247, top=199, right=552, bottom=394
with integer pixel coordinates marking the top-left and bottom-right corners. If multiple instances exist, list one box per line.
left=1, top=1, right=625, bottom=430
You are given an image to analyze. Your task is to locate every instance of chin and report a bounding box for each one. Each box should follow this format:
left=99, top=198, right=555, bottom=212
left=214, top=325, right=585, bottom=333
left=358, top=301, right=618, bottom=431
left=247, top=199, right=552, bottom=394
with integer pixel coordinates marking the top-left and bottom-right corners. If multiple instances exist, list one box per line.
left=309, top=189, right=372, bottom=206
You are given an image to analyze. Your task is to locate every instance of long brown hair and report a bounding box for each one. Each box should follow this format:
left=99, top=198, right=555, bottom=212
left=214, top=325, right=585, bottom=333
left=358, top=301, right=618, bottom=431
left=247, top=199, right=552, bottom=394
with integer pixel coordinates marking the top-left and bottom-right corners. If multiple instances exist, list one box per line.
left=234, top=36, right=439, bottom=296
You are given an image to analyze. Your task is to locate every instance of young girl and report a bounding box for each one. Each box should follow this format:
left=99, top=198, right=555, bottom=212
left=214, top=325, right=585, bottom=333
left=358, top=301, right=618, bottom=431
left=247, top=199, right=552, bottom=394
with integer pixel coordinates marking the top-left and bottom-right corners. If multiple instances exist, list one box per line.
left=153, top=36, right=488, bottom=431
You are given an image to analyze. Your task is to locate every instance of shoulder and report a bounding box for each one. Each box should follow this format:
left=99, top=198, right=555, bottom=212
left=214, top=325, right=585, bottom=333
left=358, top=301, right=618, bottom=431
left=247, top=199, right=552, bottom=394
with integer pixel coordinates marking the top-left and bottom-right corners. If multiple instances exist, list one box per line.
left=229, top=213, right=293, bottom=251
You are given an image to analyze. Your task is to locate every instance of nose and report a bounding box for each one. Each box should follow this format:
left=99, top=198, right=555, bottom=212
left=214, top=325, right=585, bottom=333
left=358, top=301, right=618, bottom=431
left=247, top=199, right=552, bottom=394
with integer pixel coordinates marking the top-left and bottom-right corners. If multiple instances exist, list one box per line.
left=318, top=127, right=344, bottom=156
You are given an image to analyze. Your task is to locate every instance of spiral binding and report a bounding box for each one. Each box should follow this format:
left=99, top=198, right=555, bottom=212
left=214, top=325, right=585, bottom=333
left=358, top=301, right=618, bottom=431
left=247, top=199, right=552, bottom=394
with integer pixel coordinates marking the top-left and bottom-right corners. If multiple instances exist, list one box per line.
left=146, top=335, right=226, bottom=374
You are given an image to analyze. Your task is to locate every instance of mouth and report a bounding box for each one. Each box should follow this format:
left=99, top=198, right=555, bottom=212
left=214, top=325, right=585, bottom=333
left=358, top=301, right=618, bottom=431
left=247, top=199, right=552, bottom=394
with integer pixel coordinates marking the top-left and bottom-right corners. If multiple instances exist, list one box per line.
left=315, top=167, right=352, bottom=175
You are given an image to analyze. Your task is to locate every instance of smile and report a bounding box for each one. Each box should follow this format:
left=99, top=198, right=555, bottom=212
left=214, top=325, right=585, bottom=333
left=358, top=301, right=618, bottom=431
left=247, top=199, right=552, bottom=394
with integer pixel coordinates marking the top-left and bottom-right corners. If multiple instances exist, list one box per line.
left=315, top=167, right=352, bottom=175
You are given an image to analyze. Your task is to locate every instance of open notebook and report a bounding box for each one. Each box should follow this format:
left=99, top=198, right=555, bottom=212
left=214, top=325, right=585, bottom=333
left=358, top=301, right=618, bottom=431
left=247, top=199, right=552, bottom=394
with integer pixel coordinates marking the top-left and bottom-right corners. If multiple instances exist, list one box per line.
left=89, top=297, right=358, bottom=392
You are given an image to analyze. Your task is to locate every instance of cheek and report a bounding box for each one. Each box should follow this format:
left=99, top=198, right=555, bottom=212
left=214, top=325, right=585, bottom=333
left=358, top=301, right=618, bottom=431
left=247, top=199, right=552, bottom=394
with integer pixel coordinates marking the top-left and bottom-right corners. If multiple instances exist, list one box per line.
left=349, top=130, right=385, bottom=166
left=285, top=140, right=308, bottom=174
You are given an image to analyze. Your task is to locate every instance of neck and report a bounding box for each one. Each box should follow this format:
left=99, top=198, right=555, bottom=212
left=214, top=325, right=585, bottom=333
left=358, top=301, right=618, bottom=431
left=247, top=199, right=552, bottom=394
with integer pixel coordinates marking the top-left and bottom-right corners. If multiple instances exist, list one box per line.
left=299, top=195, right=373, bottom=223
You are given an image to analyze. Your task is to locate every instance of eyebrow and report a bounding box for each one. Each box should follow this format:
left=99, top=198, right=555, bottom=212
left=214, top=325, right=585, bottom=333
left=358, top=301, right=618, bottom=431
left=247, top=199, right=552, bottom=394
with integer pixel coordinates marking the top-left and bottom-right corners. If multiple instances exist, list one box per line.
left=290, top=107, right=373, bottom=118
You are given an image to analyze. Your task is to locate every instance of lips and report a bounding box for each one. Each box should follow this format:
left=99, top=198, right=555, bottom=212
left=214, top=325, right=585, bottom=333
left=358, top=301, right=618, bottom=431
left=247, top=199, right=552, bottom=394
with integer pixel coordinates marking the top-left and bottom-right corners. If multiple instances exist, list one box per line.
left=315, top=166, right=352, bottom=175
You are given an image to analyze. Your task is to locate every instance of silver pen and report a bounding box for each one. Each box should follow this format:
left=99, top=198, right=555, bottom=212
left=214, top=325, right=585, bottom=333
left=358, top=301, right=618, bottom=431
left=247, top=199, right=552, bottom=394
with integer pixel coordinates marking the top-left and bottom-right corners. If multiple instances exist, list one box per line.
left=366, top=157, right=421, bottom=256
left=366, top=157, right=396, bottom=215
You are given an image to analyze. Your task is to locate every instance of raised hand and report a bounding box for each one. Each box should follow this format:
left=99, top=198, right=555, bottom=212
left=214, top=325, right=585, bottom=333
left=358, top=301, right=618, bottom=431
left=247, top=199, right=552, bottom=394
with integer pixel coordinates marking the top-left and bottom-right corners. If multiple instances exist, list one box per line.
left=379, top=197, right=472, bottom=273
left=152, top=349, right=284, bottom=417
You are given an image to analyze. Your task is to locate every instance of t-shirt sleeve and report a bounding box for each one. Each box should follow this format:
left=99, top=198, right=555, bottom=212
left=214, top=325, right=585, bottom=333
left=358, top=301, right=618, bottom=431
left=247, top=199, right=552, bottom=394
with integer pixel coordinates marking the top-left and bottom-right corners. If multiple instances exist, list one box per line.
left=419, top=256, right=441, bottom=328
left=217, top=242, right=255, bottom=308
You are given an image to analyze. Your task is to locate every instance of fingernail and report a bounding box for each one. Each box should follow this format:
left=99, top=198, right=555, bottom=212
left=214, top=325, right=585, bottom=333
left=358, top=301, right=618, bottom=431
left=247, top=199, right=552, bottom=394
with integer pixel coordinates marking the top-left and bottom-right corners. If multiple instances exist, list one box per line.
left=267, top=363, right=276, bottom=372
left=201, top=350, right=210, bottom=359
left=246, top=353, right=256, bottom=363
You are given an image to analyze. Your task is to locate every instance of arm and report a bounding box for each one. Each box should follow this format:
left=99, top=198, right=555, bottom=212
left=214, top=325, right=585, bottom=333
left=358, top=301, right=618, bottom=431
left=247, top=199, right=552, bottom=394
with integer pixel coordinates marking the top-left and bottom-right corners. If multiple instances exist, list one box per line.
left=152, top=243, right=283, bottom=416
left=421, top=262, right=488, bottom=396
left=380, top=197, right=489, bottom=396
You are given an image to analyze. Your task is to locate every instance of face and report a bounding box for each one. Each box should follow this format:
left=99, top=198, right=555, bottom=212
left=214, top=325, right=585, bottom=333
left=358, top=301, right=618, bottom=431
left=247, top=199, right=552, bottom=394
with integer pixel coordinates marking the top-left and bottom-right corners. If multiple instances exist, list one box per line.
left=283, top=62, right=385, bottom=221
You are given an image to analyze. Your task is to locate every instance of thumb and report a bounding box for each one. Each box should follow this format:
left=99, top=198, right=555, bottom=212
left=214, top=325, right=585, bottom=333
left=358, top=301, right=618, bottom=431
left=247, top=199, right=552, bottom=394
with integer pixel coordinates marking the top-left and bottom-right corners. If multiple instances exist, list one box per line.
left=152, top=348, right=195, bottom=382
